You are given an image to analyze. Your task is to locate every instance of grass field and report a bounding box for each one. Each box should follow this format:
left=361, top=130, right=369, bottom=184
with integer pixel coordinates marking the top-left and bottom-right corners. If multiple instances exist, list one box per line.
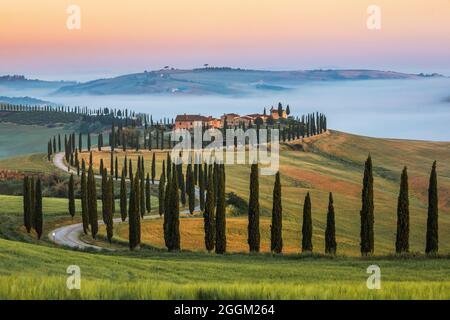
left=0, top=237, right=449, bottom=299
left=1, top=129, right=450, bottom=299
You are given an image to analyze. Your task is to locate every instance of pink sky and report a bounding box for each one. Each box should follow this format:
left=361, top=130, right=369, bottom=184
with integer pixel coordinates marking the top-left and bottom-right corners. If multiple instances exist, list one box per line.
left=1, top=0, right=449, bottom=79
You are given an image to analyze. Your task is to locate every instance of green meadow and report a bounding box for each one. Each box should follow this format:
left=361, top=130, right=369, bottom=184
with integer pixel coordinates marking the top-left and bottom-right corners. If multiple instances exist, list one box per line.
left=0, top=128, right=449, bottom=299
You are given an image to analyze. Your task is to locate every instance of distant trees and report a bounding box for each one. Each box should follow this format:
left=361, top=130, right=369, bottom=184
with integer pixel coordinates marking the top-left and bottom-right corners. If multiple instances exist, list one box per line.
left=396, top=167, right=409, bottom=254
left=302, top=192, right=313, bottom=252
left=325, top=193, right=336, bottom=255
left=271, top=171, right=282, bottom=254
left=426, top=161, right=439, bottom=254
left=248, top=163, right=260, bottom=252
left=360, top=155, right=374, bottom=256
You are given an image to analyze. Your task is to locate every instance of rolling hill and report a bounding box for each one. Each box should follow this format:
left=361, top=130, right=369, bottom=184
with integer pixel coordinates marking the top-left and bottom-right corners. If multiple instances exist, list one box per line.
left=53, top=68, right=438, bottom=96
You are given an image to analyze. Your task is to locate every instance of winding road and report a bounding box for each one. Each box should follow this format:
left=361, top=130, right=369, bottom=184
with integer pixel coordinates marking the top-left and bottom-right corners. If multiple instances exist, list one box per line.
left=48, top=152, right=200, bottom=251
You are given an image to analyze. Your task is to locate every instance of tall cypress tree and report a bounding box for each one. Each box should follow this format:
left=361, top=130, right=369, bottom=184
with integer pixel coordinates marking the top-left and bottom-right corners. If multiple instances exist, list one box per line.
left=302, top=192, right=313, bottom=252
left=87, top=165, right=98, bottom=239
left=426, top=161, right=439, bottom=254
left=30, top=176, right=35, bottom=229
left=101, top=168, right=108, bottom=224
left=215, top=164, right=226, bottom=254
left=146, top=173, right=151, bottom=213
left=115, top=156, right=119, bottom=180
left=199, top=163, right=205, bottom=211
left=104, top=176, right=114, bottom=243
left=187, top=164, right=195, bottom=214
left=360, top=155, right=374, bottom=256
left=80, top=162, right=89, bottom=234
left=204, top=165, right=215, bottom=252
left=271, top=171, right=282, bottom=253
left=128, top=172, right=138, bottom=250
left=158, top=161, right=166, bottom=216
left=325, top=192, right=337, bottom=255
left=166, top=166, right=180, bottom=251
left=140, top=167, right=146, bottom=218
left=120, top=169, right=127, bottom=221
left=33, top=178, right=43, bottom=240
left=248, top=163, right=260, bottom=252
left=163, top=166, right=172, bottom=248
left=68, top=174, right=75, bottom=219
left=151, top=152, right=156, bottom=184
left=23, top=176, right=32, bottom=233
left=396, top=167, right=409, bottom=254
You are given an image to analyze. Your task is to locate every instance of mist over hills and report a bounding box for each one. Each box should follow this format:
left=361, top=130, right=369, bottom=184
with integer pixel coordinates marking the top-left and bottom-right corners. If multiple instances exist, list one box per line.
left=0, top=68, right=441, bottom=97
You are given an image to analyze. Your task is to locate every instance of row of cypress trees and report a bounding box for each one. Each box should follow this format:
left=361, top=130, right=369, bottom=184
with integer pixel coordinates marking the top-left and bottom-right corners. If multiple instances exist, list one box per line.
left=33, top=148, right=442, bottom=256
left=22, top=176, right=43, bottom=239
left=359, top=156, right=440, bottom=255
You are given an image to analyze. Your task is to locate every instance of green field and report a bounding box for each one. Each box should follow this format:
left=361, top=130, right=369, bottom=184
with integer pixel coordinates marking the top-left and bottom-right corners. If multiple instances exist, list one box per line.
left=0, top=128, right=449, bottom=299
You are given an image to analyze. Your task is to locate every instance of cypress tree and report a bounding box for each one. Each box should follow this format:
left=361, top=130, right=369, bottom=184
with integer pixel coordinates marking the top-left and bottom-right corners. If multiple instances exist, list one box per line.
left=33, top=178, right=43, bottom=239
left=248, top=163, right=260, bottom=252
left=187, top=164, right=195, bottom=214
left=30, top=176, right=35, bottom=228
left=146, top=173, right=151, bottom=213
left=199, top=163, right=205, bottom=211
left=87, top=133, right=91, bottom=152
left=104, top=176, right=114, bottom=243
left=325, top=192, right=337, bottom=255
left=215, top=164, right=226, bottom=254
left=128, top=172, right=139, bottom=250
left=23, top=176, right=32, bottom=233
left=163, top=166, right=172, bottom=248
left=151, top=152, right=156, bottom=184
left=140, top=168, right=146, bottom=218
left=426, top=161, right=439, bottom=254
left=271, top=171, right=282, bottom=253
left=158, top=161, right=166, bottom=216
left=179, top=169, right=186, bottom=206
left=99, top=158, right=104, bottom=176
left=123, top=155, right=128, bottom=178
left=302, top=192, right=313, bottom=252
left=110, top=151, right=114, bottom=176
left=204, top=165, right=215, bottom=252
left=80, top=162, right=89, bottom=234
left=115, top=156, right=118, bottom=180
left=360, top=155, right=374, bottom=256
left=168, top=167, right=180, bottom=251
left=87, top=166, right=98, bottom=239
left=68, top=174, right=75, bottom=219
left=396, top=167, right=409, bottom=254
left=101, top=168, right=108, bottom=223
left=120, top=169, right=127, bottom=221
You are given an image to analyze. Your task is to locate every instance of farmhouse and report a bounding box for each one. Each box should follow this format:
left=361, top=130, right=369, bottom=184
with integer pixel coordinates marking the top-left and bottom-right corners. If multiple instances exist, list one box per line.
left=175, top=107, right=287, bottom=130
left=175, top=114, right=221, bottom=130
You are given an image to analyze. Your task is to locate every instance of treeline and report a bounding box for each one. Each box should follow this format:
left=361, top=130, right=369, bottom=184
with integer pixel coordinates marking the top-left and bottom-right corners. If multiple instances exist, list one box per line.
left=26, top=151, right=442, bottom=256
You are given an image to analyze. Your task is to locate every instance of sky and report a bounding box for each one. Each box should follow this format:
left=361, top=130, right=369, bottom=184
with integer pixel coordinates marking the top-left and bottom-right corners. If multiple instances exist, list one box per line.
left=1, top=0, right=450, bottom=80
